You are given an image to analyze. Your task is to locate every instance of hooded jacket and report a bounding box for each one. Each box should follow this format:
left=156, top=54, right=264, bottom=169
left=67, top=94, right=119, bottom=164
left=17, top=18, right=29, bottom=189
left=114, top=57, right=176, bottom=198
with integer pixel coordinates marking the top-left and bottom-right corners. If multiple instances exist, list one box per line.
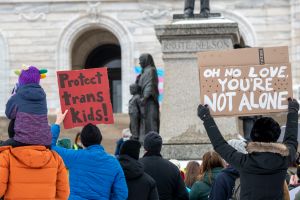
left=0, top=146, right=69, bottom=199
left=190, top=167, right=223, bottom=200
left=51, top=124, right=128, bottom=200
left=118, top=155, right=159, bottom=200
left=5, top=83, right=51, bottom=145
left=140, top=153, right=189, bottom=200
left=202, top=112, right=298, bottom=200
left=208, top=166, right=239, bottom=200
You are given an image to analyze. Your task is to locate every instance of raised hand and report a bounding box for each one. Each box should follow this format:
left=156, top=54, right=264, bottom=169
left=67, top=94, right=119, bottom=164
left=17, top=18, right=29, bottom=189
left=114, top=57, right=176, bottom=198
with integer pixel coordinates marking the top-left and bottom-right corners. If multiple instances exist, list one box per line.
left=55, top=110, right=68, bottom=125
left=197, top=104, right=211, bottom=121
left=288, top=98, right=299, bottom=113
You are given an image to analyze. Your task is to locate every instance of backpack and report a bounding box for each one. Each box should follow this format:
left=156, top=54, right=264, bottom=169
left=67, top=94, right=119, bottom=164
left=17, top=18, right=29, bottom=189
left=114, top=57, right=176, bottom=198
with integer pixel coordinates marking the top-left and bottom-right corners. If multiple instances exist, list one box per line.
left=231, top=177, right=241, bottom=200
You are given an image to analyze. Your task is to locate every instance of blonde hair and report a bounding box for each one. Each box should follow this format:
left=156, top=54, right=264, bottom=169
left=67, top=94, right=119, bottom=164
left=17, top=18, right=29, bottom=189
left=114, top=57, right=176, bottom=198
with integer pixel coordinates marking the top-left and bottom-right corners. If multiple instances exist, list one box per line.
left=185, top=161, right=201, bottom=188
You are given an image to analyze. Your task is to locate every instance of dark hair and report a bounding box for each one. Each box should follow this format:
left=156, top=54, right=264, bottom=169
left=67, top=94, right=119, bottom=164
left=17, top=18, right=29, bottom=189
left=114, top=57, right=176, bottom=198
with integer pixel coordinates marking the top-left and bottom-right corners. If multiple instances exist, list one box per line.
left=80, top=123, right=102, bottom=147
left=250, top=117, right=281, bottom=142
left=74, top=132, right=81, bottom=144
left=185, top=161, right=201, bottom=188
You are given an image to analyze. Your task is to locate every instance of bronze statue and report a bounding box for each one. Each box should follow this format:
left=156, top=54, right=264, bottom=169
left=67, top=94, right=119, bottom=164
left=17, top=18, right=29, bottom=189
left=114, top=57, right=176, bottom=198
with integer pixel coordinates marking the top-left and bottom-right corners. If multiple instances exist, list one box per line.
left=128, top=83, right=141, bottom=140
left=136, top=53, right=160, bottom=142
left=184, top=0, right=210, bottom=18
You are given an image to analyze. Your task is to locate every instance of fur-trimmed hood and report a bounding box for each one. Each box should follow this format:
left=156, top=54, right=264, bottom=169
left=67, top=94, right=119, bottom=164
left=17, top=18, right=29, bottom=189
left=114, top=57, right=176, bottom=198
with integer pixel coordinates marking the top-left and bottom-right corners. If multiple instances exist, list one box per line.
left=246, top=142, right=289, bottom=157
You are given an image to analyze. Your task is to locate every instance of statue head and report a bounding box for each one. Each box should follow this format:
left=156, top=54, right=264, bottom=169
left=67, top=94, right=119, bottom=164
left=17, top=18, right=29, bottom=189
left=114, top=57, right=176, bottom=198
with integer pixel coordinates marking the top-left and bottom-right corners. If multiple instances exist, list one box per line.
left=139, top=53, right=156, bottom=69
left=130, top=83, right=140, bottom=95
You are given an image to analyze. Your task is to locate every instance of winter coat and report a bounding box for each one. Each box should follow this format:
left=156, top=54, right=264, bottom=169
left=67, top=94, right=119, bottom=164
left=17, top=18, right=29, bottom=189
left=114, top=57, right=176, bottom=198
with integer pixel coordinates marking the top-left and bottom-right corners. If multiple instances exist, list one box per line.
left=208, top=166, right=239, bottom=200
left=118, top=155, right=159, bottom=200
left=0, top=146, right=69, bottom=199
left=202, top=112, right=298, bottom=200
left=5, top=83, right=51, bottom=145
left=140, top=153, right=189, bottom=200
left=190, top=167, right=223, bottom=200
left=51, top=124, right=128, bottom=200
left=115, top=138, right=125, bottom=156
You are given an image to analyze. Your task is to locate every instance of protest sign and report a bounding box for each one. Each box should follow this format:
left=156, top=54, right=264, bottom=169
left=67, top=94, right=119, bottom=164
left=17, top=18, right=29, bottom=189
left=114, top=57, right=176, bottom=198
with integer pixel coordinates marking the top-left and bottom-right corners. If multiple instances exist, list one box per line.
left=198, top=47, right=293, bottom=116
left=198, top=46, right=289, bottom=66
left=57, top=68, right=114, bottom=129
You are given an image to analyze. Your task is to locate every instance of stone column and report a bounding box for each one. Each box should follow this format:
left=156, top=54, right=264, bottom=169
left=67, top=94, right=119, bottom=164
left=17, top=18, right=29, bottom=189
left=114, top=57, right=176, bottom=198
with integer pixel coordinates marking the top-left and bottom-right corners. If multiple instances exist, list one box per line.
left=155, top=19, right=241, bottom=160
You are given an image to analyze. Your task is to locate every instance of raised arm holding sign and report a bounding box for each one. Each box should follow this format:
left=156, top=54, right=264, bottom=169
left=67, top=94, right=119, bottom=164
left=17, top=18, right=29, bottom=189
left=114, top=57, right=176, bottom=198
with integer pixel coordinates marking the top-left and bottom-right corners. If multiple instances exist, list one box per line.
left=57, top=68, right=114, bottom=129
left=198, top=46, right=293, bottom=116
left=196, top=46, right=299, bottom=199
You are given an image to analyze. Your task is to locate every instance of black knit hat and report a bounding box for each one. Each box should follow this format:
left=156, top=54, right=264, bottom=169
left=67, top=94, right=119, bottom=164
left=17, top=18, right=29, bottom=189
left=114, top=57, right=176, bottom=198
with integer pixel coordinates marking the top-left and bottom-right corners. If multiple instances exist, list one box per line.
left=144, top=131, right=162, bottom=153
left=250, top=117, right=281, bottom=142
left=8, top=119, right=15, bottom=138
left=80, top=123, right=102, bottom=147
left=120, top=140, right=141, bottom=160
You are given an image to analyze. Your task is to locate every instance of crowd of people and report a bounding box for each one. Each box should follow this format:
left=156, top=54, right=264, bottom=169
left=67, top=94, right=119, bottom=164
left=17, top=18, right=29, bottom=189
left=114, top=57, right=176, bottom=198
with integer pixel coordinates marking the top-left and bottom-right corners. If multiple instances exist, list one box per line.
left=0, top=65, right=299, bottom=200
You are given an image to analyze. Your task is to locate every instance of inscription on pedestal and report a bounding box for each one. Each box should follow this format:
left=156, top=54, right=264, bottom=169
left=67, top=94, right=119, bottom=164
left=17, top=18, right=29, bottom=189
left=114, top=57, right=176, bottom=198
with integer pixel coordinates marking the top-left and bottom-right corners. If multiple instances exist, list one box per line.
left=162, top=39, right=232, bottom=53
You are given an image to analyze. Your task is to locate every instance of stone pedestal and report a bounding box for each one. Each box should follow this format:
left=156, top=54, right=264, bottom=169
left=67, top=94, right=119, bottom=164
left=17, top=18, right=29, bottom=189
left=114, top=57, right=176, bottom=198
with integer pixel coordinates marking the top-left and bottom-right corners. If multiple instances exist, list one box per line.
left=155, top=18, right=241, bottom=160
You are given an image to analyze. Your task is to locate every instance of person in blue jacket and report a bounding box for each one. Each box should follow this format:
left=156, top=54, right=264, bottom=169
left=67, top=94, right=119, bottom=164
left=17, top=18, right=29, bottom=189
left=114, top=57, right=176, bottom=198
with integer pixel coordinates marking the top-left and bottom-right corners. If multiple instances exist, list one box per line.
left=51, top=110, right=128, bottom=200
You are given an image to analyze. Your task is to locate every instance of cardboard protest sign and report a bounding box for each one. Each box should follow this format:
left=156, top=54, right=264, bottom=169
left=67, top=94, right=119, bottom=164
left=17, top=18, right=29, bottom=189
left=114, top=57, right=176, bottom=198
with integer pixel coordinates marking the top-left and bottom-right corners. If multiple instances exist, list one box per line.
left=198, top=46, right=289, bottom=66
left=57, top=68, right=114, bottom=129
left=198, top=46, right=293, bottom=116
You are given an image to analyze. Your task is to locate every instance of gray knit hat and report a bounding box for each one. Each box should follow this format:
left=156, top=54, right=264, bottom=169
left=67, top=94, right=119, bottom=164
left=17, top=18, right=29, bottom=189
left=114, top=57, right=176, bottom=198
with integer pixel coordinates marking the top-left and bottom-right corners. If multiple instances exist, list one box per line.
left=143, top=132, right=162, bottom=153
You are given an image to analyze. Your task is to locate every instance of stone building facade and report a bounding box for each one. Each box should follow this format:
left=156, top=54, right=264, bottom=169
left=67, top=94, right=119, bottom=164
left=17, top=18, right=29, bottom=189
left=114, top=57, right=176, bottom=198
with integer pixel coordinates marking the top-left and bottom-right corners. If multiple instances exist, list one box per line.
left=0, top=0, right=299, bottom=116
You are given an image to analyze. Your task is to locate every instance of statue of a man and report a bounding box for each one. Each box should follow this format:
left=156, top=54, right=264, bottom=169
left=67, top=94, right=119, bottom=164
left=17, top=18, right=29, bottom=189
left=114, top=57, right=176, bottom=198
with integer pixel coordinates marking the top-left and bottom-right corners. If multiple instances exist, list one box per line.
left=136, top=53, right=160, bottom=141
left=184, top=0, right=210, bottom=18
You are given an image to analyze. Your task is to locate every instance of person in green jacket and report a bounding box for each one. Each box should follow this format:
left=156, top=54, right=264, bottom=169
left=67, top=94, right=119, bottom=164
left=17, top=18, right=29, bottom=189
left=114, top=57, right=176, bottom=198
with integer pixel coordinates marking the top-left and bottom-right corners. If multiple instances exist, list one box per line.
left=190, top=151, right=224, bottom=200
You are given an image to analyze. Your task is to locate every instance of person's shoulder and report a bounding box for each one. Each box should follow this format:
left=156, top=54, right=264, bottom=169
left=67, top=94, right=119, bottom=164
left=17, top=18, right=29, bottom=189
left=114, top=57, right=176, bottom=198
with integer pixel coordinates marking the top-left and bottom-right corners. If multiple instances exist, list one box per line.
left=193, top=180, right=210, bottom=192
left=191, top=180, right=203, bottom=189
left=102, top=151, right=120, bottom=163
left=214, top=171, right=230, bottom=185
left=0, top=146, right=11, bottom=158
left=163, top=159, right=180, bottom=170
left=51, top=149, right=65, bottom=161
left=143, top=172, right=156, bottom=185
left=51, top=149, right=70, bottom=166
left=116, top=138, right=123, bottom=145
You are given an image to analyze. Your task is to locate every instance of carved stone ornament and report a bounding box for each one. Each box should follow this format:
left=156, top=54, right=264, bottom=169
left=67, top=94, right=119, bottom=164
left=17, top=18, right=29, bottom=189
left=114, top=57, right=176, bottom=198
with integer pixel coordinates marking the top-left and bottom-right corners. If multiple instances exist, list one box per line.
left=142, top=8, right=172, bottom=20
left=86, top=1, right=102, bottom=22
left=15, top=4, right=49, bottom=22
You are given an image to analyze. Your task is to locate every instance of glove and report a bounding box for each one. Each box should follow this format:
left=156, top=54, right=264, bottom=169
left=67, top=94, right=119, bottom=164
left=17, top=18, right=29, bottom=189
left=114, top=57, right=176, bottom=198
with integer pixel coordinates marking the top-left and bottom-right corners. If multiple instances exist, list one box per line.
left=288, top=98, right=299, bottom=113
left=197, top=104, right=211, bottom=121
